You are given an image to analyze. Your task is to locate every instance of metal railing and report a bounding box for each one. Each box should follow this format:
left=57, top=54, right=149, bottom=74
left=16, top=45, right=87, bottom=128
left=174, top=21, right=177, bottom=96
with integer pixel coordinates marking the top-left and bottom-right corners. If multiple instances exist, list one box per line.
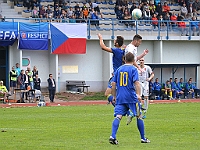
left=2, top=17, right=200, bottom=40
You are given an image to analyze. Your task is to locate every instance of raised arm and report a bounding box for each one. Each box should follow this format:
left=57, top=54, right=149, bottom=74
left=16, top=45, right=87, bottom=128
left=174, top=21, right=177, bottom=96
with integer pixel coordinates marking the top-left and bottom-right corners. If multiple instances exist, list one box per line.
left=97, top=33, right=112, bottom=53
left=136, top=49, right=149, bottom=61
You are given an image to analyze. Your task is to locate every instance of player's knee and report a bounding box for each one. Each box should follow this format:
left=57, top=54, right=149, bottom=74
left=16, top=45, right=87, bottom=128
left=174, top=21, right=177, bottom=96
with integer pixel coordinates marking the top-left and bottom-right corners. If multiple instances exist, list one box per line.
left=116, top=115, right=122, bottom=120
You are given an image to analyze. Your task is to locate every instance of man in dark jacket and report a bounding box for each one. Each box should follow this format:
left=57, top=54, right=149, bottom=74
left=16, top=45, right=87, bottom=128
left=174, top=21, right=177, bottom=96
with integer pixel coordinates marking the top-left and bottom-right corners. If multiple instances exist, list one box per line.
left=47, top=74, right=56, bottom=102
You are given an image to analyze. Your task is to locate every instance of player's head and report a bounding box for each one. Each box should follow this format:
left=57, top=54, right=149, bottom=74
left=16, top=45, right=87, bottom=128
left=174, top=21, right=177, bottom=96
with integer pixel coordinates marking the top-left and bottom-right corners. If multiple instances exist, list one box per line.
left=125, top=52, right=134, bottom=63
left=114, top=36, right=124, bottom=47
left=132, top=34, right=142, bottom=47
left=139, top=58, right=144, bottom=65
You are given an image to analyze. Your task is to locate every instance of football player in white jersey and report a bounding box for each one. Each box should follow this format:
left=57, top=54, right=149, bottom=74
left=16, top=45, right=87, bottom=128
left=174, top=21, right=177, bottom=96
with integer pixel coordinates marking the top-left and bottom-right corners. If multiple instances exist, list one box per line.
left=125, top=34, right=149, bottom=72
left=138, top=58, right=154, bottom=119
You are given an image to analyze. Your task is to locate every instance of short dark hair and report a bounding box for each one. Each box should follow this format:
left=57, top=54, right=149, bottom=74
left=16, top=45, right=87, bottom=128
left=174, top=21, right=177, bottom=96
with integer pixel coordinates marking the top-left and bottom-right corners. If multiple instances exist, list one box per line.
left=49, top=74, right=52, bottom=77
left=116, top=36, right=124, bottom=47
left=125, top=52, right=134, bottom=62
left=133, top=34, right=142, bottom=41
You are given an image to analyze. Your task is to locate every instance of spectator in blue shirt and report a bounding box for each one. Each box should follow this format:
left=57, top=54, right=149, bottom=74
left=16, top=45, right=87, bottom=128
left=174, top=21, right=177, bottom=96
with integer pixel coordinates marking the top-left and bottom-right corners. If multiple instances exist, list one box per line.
left=90, top=11, right=101, bottom=27
left=153, top=78, right=162, bottom=99
left=185, top=79, right=195, bottom=98
left=54, top=7, right=61, bottom=22
left=171, top=78, right=184, bottom=99
left=190, top=16, right=199, bottom=36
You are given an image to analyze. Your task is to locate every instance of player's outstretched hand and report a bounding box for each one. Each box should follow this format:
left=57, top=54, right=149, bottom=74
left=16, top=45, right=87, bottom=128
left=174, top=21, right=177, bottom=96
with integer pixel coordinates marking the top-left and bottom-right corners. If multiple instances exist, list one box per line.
left=97, top=33, right=102, bottom=39
left=143, top=49, right=149, bottom=55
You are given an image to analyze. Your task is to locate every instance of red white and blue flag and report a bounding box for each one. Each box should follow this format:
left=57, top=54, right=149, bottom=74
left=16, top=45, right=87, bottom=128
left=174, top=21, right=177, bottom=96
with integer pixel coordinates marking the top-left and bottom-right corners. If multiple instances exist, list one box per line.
left=50, top=23, right=87, bottom=54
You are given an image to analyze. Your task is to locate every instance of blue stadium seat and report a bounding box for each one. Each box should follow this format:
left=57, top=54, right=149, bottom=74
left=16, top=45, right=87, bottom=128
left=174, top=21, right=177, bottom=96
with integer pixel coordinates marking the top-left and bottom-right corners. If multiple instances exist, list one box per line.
left=97, top=28, right=104, bottom=31
left=104, top=22, right=111, bottom=25
left=102, top=12, right=109, bottom=15
left=117, top=28, right=125, bottom=31
left=110, top=12, right=115, bottom=15
left=90, top=28, right=96, bottom=31
left=104, top=28, right=111, bottom=31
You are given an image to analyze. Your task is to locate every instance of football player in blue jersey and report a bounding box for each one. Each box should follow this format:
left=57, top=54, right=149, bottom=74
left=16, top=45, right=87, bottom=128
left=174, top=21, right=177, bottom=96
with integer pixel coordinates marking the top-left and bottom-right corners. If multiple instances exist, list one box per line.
left=97, top=33, right=125, bottom=106
left=109, top=52, right=150, bottom=145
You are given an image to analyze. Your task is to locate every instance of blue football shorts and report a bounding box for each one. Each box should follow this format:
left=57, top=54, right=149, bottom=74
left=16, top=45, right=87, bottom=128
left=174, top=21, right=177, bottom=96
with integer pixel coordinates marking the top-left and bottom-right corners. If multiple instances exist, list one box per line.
left=114, top=103, right=142, bottom=117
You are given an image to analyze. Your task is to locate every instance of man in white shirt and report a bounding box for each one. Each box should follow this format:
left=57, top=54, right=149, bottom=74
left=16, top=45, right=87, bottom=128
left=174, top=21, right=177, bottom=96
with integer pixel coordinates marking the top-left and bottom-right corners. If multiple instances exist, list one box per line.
left=125, top=34, right=149, bottom=72
left=138, top=58, right=154, bottom=119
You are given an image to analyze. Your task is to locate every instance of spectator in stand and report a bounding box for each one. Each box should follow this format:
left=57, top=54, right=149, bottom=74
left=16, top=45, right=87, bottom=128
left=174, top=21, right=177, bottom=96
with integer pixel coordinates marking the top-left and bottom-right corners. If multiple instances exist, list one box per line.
left=185, top=79, right=195, bottom=98
left=122, top=9, right=134, bottom=27
left=32, top=66, right=38, bottom=79
left=159, top=14, right=165, bottom=27
left=162, top=2, right=171, bottom=16
left=46, top=5, right=53, bottom=22
left=69, top=14, right=76, bottom=23
left=31, top=0, right=38, bottom=10
left=170, top=12, right=177, bottom=28
left=89, top=2, right=100, bottom=13
left=155, top=2, right=163, bottom=16
left=23, top=0, right=31, bottom=11
left=149, top=1, right=156, bottom=16
left=181, top=3, right=188, bottom=18
left=39, top=5, right=46, bottom=22
left=32, top=6, right=39, bottom=18
left=130, top=3, right=137, bottom=15
left=190, top=16, right=199, bottom=36
left=54, top=2, right=59, bottom=10
left=60, top=9, right=67, bottom=22
left=115, top=5, right=123, bottom=20
left=163, top=12, right=170, bottom=27
left=74, top=2, right=80, bottom=11
left=74, top=7, right=83, bottom=23
left=188, top=3, right=193, bottom=18
left=67, top=7, right=74, bottom=18
left=192, top=0, right=200, bottom=11
left=90, top=11, right=101, bottom=27
left=152, top=13, right=158, bottom=29
left=54, top=7, right=61, bottom=22
left=153, top=78, right=162, bottom=100
left=82, top=2, right=87, bottom=11
left=178, top=0, right=185, bottom=6
left=82, top=7, right=89, bottom=20
left=178, top=16, right=188, bottom=36
left=143, top=4, right=151, bottom=24
left=62, top=2, right=69, bottom=11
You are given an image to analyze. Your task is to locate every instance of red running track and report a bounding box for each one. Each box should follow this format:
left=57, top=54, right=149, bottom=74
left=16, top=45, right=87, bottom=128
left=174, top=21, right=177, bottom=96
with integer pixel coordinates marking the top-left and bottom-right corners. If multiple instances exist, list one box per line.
left=0, top=99, right=200, bottom=108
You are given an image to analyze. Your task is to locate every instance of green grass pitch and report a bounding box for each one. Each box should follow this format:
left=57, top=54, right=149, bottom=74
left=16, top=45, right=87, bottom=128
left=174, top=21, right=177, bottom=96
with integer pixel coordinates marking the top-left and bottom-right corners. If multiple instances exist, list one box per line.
left=0, top=103, right=200, bottom=150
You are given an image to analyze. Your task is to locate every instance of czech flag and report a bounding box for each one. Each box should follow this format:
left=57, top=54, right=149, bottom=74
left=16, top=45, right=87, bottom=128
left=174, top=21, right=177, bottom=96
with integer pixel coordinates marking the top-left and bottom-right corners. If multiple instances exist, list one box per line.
left=50, top=23, right=87, bottom=54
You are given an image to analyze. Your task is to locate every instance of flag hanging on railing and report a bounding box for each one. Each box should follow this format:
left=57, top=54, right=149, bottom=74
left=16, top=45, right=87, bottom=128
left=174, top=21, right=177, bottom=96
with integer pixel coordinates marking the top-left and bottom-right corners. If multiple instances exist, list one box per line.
left=50, top=23, right=87, bottom=54
left=18, top=22, right=49, bottom=50
left=0, top=22, right=18, bottom=46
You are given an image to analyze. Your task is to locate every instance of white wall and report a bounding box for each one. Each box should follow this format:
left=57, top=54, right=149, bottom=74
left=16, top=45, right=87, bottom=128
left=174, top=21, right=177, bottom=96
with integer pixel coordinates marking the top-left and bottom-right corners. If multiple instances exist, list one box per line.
left=7, top=39, right=200, bottom=92
left=162, top=41, right=200, bottom=63
left=22, top=49, right=49, bottom=87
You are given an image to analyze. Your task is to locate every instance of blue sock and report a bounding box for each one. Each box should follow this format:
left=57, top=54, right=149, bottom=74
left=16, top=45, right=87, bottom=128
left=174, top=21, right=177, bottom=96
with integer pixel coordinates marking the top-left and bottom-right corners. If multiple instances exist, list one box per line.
left=137, top=118, right=145, bottom=140
left=111, top=117, right=121, bottom=139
